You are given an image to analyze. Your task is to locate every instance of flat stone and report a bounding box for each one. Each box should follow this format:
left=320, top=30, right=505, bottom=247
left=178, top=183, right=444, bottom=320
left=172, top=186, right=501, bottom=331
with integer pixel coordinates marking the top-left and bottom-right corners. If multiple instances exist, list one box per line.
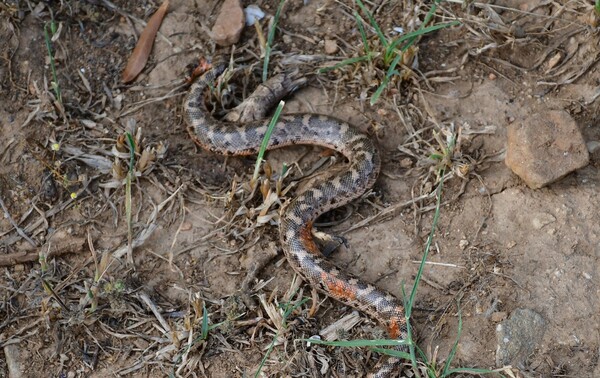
left=505, top=110, right=589, bottom=189
left=211, top=0, right=245, bottom=46
left=495, top=308, right=546, bottom=368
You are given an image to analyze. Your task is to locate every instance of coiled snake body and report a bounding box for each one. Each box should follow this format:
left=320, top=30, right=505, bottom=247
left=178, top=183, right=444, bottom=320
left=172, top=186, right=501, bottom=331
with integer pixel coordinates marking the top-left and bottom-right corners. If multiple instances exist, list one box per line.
left=185, top=62, right=407, bottom=377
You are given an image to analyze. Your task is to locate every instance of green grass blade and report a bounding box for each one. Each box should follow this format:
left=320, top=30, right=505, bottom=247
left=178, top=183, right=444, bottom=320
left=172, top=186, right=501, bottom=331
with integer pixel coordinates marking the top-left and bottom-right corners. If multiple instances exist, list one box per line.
left=252, top=101, right=285, bottom=187
left=301, top=338, right=409, bottom=348
left=302, top=338, right=411, bottom=362
left=353, top=10, right=370, bottom=56
left=43, top=23, right=62, bottom=103
left=282, top=297, right=310, bottom=315
left=441, top=300, right=462, bottom=376
left=370, top=75, right=389, bottom=105
left=170, top=318, right=226, bottom=378
left=370, top=51, right=401, bottom=105
left=400, top=283, right=419, bottom=366
left=263, top=0, right=286, bottom=82
left=318, top=53, right=374, bottom=73
left=255, top=331, right=278, bottom=377
left=355, top=0, right=388, bottom=48
left=387, top=21, right=459, bottom=56
left=201, top=301, right=209, bottom=340
left=407, top=157, right=447, bottom=313
left=400, top=0, right=445, bottom=53
left=371, top=24, right=459, bottom=105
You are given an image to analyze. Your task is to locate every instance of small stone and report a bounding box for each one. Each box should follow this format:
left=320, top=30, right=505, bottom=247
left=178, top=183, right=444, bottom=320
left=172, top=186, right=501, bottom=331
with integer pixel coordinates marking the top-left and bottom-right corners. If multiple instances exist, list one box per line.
left=211, top=0, right=245, bottom=46
left=180, top=221, right=192, bottom=231
left=586, top=141, right=600, bottom=153
left=324, top=39, right=338, bottom=54
left=5, top=344, right=24, bottom=377
left=505, top=110, right=589, bottom=189
left=488, top=73, right=497, bottom=80
left=490, top=311, right=507, bottom=323
left=399, top=158, right=413, bottom=168
left=244, top=4, right=265, bottom=26
left=459, top=239, right=469, bottom=250
left=496, top=308, right=546, bottom=367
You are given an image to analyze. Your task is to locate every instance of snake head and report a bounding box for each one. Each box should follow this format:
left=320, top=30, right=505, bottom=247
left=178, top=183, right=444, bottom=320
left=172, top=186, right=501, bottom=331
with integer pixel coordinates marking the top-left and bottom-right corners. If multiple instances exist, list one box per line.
left=188, top=56, right=228, bottom=84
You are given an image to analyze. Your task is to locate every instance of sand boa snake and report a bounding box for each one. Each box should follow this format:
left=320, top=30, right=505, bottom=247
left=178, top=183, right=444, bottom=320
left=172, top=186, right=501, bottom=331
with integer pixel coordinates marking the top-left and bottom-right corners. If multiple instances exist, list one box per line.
left=185, top=61, right=407, bottom=377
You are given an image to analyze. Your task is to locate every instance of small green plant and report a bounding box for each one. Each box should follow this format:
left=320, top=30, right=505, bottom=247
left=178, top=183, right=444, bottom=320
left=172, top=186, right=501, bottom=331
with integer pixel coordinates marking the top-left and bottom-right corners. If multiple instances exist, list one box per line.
left=262, top=0, right=286, bottom=82
left=255, top=294, right=310, bottom=378
left=320, top=0, right=459, bottom=105
left=596, top=0, right=600, bottom=15
left=43, top=19, right=62, bottom=104
left=170, top=302, right=226, bottom=378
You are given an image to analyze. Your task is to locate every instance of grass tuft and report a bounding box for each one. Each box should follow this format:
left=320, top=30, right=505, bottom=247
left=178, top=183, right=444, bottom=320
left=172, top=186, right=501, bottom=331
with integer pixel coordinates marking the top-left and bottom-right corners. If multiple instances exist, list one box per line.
left=255, top=293, right=310, bottom=378
left=320, top=0, right=459, bottom=105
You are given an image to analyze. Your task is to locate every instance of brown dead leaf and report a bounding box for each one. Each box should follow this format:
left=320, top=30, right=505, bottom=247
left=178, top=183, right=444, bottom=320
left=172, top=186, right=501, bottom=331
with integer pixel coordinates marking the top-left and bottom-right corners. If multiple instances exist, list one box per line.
left=122, top=0, right=169, bottom=83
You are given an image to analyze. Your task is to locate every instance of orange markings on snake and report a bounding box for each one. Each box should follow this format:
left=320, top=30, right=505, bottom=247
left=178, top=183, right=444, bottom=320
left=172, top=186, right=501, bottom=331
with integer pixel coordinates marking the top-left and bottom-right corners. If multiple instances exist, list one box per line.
left=298, top=221, right=321, bottom=255
left=320, top=271, right=357, bottom=301
left=387, top=316, right=406, bottom=339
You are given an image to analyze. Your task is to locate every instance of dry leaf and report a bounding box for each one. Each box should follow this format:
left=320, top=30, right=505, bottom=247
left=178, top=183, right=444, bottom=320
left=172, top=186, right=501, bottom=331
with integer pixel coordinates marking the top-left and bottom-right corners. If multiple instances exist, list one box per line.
left=122, top=0, right=169, bottom=83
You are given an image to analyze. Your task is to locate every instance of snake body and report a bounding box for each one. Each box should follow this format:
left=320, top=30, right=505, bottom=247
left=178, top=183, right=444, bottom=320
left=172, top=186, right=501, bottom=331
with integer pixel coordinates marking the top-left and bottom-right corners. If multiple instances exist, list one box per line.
left=185, top=62, right=407, bottom=377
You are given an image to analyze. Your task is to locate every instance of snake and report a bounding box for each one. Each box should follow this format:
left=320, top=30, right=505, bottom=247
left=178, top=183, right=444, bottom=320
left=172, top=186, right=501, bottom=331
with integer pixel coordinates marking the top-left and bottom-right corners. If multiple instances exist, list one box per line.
left=185, top=60, right=407, bottom=377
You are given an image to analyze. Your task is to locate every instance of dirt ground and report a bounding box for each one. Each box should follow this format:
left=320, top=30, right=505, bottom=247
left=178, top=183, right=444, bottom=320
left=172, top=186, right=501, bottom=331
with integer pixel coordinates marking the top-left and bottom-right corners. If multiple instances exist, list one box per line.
left=1, top=0, right=599, bottom=377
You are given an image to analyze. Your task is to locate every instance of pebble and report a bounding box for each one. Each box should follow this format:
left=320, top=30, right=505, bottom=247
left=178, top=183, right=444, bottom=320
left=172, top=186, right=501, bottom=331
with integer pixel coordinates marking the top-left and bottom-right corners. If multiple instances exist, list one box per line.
left=505, top=110, right=589, bottom=189
left=324, top=39, right=338, bottom=54
left=399, top=158, right=412, bottom=168
left=211, top=0, right=245, bottom=46
left=4, top=344, right=22, bottom=378
left=13, top=264, right=24, bottom=272
left=180, top=221, right=192, bottom=231
left=586, top=140, right=600, bottom=153
left=490, top=311, right=507, bottom=323
left=496, top=308, right=546, bottom=367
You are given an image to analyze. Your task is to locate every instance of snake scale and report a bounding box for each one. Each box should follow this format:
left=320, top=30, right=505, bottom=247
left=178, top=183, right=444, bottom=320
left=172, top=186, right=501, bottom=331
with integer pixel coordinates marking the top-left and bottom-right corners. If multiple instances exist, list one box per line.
left=185, top=61, right=407, bottom=377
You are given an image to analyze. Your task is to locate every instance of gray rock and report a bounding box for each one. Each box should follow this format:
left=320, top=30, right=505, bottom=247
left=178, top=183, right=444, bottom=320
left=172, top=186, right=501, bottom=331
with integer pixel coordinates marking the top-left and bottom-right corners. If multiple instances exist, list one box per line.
left=505, top=110, right=589, bottom=189
left=496, top=308, right=546, bottom=368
